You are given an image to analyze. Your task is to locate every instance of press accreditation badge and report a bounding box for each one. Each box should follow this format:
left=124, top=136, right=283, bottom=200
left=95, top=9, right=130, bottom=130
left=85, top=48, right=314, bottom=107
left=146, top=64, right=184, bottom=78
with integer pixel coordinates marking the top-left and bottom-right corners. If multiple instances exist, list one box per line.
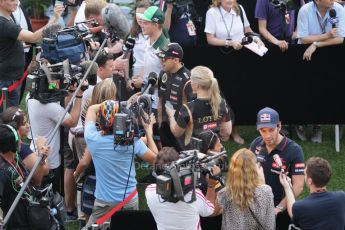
left=186, top=20, right=196, bottom=36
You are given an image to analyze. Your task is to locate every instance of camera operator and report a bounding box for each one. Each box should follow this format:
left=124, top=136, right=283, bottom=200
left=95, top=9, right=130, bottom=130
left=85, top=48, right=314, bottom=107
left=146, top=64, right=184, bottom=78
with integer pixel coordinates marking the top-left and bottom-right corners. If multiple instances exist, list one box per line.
left=250, top=107, right=305, bottom=230
left=146, top=147, right=219, bottom=230
left=0, top=2, right=64, bottom=109
left=279, top=157, right=345, bottom=230
left=166, top=66, right=232, bottom=147
left=82, top=100, right=158, bottom=228
left=27, top=81, right=86, bottom=194
left=157, top=43, right=195, bottom=151
left=0, top=124, right=48, bottom=229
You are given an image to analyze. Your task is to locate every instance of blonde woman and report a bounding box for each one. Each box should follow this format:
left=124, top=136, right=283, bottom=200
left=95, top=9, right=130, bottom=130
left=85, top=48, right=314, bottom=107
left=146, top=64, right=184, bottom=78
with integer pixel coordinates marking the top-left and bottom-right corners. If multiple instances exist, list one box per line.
left=166, top=66, right=232, bottom=146
left=214, top=148, right=275, bottom=230
left=73, top=78, right=117, bottom=223
left=205, top=0, right=263, bottom=49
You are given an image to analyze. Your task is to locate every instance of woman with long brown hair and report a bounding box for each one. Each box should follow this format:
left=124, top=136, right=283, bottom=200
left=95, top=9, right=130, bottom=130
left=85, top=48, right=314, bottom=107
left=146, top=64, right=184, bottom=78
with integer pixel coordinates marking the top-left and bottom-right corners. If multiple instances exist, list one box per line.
left=214, top=148, right=275, bottom=229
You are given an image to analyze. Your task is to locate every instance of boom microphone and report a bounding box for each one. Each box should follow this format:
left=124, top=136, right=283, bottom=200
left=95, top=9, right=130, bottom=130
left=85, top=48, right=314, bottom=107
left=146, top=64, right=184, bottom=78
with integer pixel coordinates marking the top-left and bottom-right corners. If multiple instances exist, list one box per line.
left=273, top=154, right=284, bottom=173
left=102, top=4, right=130, bottom=40
left=142, top=72, right=158, bottom=95
left=123, top=37, right=136, bottom=59
left=80, top=61, right=99, bottom=86
left=329, top=9, right=338, bottom=28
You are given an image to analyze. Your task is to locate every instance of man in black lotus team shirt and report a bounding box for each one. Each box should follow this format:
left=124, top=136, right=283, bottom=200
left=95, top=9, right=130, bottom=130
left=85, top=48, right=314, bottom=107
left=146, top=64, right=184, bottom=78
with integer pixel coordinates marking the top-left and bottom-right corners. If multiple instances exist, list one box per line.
left=250, top=107, right=305, bottom=230
left=0, top=0, right=63, bottom=109
left=157, top=43, right=195, bottom=151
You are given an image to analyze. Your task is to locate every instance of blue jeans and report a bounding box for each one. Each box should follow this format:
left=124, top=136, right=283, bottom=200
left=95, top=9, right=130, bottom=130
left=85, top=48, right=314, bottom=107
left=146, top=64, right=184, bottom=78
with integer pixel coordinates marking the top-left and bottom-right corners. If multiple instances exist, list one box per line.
left=0, top=79, right=22, bottom=110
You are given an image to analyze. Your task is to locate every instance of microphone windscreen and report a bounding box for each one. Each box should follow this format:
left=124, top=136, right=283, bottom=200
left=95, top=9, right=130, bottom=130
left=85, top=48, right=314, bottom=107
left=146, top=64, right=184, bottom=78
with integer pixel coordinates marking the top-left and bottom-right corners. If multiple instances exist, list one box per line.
left=101, top=4, right=130, bottom=40
left=125, top=37, right=136, bottom=50
left=330, top=9, right=336, bottom=18
left=42, top=23, right=62, bottom=39
left=147, top=72, right=158, bottom=86
left=80, top=61, right=99, bottom=85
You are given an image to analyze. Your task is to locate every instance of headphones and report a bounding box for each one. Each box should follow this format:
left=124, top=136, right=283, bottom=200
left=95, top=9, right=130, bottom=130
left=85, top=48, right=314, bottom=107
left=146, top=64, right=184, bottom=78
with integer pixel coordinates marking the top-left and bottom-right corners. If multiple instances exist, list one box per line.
left=0, top=124, right=19, bottom=153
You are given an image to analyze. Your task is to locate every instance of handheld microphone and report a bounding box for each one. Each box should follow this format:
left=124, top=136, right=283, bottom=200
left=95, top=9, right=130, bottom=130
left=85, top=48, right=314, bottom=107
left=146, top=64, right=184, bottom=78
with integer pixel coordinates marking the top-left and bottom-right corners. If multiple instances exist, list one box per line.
left=329, top=9, right=338, bottom=28
left=123, top=37, right=136, bottom=59
left=138, top=94, right=152, bottom=123
left=273, top=154, right=284, bottom=173
left=142, top=72, right=158, bottom=95
left=80, top=61, right=99, bottom=86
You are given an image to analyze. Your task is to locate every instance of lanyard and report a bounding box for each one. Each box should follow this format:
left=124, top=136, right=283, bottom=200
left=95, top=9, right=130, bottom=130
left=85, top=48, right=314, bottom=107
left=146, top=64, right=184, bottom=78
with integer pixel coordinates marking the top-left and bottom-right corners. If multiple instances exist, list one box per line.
left=1, top=155, right=31, bottom=193
left=218, top=7, right=234, bottom=39
left=316, top=12, right=327, bottom=34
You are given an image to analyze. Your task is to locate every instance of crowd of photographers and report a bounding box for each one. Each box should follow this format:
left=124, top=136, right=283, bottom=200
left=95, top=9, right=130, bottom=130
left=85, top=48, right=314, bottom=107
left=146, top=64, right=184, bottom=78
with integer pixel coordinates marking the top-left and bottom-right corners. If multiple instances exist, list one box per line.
left=1, top=0, right=345, bottom=229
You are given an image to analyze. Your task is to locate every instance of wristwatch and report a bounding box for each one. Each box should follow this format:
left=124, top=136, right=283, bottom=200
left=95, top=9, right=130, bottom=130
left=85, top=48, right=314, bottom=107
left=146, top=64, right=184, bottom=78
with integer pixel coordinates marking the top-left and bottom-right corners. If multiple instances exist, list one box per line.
left=312, top=41, right=319, bottom=48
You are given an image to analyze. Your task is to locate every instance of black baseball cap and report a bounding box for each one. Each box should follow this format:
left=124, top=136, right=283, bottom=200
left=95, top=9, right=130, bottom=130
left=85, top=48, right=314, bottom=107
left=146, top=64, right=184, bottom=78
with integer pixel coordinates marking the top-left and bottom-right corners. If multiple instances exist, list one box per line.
left=157, top=43, right=184, bottom=60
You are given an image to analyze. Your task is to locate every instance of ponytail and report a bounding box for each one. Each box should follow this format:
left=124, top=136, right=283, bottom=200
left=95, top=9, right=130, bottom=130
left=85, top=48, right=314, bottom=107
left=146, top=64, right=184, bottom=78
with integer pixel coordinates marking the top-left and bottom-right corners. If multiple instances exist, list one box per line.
left=209, top=78, right=221, bottom=119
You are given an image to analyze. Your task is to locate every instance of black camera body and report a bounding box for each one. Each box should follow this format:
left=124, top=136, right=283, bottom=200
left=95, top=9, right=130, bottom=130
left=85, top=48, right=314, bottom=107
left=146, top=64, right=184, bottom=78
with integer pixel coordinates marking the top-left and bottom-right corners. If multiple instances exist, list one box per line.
left=26, top=61, right=85, bottom=104
left=156, top=149, right=227, bottom=203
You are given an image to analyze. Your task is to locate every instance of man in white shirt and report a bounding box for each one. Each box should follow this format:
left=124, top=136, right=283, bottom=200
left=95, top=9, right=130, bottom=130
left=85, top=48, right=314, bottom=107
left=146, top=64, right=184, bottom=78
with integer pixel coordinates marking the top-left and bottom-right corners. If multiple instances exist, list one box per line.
left=146, top=147, right=218, bottom=230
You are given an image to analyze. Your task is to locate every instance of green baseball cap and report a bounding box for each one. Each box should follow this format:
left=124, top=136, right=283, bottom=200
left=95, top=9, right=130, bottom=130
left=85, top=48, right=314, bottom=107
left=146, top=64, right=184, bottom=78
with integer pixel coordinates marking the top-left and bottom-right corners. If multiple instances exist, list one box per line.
left=137, top=6, right=165, bottom=24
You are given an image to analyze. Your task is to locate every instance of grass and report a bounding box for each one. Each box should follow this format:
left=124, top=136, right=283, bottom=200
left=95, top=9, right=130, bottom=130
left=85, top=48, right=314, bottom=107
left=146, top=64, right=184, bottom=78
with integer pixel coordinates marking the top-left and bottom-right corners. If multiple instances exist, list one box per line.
left=135, top=124, right=345, bottom=210
left=18, top=95, right=345, bottom=227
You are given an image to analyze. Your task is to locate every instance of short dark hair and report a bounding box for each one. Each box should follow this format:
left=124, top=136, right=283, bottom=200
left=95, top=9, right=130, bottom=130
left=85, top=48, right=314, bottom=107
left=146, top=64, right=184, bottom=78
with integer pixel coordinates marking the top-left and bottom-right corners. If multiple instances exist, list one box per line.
left=198, top=130, right=218, bottom=154
left=96, top=53, right=113, bottom=68
left=0, top=124, right=18, bottom=154
left=306, top=157, right=332, bottom=188
left=154, top=147, right=179, bottom=176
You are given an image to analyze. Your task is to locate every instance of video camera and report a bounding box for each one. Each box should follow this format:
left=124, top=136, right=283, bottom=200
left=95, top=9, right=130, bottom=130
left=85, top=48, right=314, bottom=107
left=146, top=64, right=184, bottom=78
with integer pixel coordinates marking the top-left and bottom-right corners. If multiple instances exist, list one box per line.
left=156, top=147, right=227, bottom=203
left=106, top=94, right=152, bottom=147
left=26, top=59, right=93, bottom=104
left=270, top=0, right=301, bottom=11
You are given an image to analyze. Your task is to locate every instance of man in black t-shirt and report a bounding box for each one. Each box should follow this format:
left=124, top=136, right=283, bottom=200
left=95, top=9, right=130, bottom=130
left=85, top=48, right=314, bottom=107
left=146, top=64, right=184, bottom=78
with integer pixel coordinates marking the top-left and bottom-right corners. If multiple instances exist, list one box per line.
left=280, top=157, right=345, bottom=230
left=0, top=1, right=63, bottom=109
left=250, top=107, right=305, bottom=230
left=157, top=43, right=195, bottom=151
